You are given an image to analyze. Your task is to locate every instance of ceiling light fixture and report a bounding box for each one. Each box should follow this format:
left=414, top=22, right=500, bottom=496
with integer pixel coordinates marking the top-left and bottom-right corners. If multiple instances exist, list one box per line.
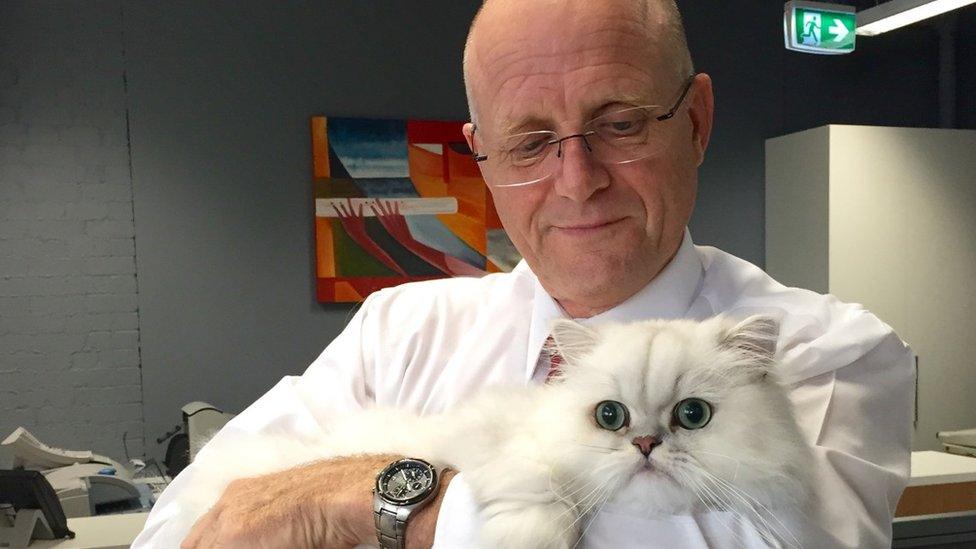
left=857, top=0, right=976, bottom=36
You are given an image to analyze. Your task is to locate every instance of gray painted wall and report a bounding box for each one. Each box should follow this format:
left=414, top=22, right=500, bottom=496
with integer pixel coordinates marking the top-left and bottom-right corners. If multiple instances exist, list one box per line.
left=123, top=1, right=478, bottom=461
left=0, top=2, right=144, bottom=461
left=1, top=1, right=974, bottom=463
left=765, top=127, right=830, bottom=295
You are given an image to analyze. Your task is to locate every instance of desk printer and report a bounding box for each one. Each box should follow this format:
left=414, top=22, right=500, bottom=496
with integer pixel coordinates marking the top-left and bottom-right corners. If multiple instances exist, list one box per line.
left=1, top=427, right=142, bottom=518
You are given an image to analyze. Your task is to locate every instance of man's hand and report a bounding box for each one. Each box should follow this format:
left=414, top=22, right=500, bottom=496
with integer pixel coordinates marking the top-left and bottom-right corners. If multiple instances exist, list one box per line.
left=181, top=453, right=455, bottom=549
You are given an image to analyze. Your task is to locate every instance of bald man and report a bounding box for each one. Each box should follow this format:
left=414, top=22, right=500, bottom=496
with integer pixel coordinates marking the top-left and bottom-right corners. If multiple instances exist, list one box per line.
left=134, top=1, right=912, bottom=548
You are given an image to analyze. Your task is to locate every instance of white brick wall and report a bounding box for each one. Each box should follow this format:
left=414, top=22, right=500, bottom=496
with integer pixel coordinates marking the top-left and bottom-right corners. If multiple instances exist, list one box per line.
left=0, top=2, right=144, bottom=462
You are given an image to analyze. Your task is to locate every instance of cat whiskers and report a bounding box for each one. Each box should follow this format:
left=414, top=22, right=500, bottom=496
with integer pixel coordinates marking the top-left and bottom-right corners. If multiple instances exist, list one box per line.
left=691, top=449, right=742, bottom=481
left=556, top=440, right=617, bottom=453
left=547, top=461, right=622, bottom=545
left=552, top=476, right=609, bottom=529
left=701, top=468, right=802, bottom=549
left=546, top=443, right=615, bottom=511
left=685, top=461, right=802, bottom=549
left=572, top=481, right=615, bottom=549
left=674, top=468, right=750, bottom=547
left=557, top=477, right=614, bottom=547
left=673, top=458, right=780, bottom=547
left=549, top=469, right=603, bottom=505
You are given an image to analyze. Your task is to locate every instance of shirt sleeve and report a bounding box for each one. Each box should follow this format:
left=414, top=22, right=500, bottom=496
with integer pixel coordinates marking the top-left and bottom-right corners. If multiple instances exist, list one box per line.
left=795, top=331, right=914, bottom=547
left=432, top=473, right=485, bottom=548
left=131, top=295, right=379, bottom=548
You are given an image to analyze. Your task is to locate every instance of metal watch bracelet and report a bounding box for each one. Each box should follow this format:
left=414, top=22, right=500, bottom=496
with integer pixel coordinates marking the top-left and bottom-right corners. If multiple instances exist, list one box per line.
left=373, top=505, right=410, bottom=549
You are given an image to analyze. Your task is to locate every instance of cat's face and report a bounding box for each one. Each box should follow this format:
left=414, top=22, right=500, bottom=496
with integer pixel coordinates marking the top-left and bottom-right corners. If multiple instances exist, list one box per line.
left=543, top=315, right=809, bottom=517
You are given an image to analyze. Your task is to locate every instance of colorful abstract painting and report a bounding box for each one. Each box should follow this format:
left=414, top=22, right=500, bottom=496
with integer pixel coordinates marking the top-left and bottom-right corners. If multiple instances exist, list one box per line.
left=311, top=117, right=520, bottom=303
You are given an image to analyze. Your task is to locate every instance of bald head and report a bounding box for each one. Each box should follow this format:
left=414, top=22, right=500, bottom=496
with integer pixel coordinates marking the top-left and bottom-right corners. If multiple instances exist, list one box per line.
left=463, top=0, right=694, bottom=124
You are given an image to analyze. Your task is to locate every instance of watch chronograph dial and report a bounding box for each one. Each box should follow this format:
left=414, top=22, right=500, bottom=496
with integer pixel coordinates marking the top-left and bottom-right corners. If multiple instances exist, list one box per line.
left=377, top=459, right=436, bottom=505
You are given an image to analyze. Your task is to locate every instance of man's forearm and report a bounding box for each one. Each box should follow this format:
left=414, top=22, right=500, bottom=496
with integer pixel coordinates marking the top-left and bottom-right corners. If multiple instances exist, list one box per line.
left=180, top=454, right=456, bottom=549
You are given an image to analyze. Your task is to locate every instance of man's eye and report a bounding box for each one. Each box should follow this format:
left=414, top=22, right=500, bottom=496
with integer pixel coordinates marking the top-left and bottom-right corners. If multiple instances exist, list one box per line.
left=510, top=138, right=548, bottom=159
left=601, top=117, right=646, bottom=137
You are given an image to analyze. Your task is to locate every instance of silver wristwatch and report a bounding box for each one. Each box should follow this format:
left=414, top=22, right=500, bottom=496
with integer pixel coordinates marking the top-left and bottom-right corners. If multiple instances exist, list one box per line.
left=373, top=458, right=441, bottom=549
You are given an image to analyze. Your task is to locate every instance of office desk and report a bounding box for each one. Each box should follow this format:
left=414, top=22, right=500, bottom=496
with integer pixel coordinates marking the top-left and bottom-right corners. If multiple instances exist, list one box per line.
left=31, top=512, right=148, bottom=549
left=16, top=453, right=975, bottom=545
left=896, top=451, right=976, bottom=517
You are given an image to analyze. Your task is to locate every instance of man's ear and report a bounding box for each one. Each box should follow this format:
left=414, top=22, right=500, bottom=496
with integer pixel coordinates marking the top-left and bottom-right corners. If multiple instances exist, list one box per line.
left=549, top=319, right=600, bottom=365
left=462, top=122, right=476, bottom=152
left=687, top=73, right=714, bottom=167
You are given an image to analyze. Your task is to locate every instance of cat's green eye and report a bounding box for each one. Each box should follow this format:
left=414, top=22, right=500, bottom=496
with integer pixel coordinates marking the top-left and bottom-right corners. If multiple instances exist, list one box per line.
left=594, top=400, right=630, bottom=431
left=673, top=398, right=712, bottom=430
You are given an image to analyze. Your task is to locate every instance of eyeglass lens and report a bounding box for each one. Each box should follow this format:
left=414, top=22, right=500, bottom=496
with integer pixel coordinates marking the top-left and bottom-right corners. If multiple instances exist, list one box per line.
left=483, top=106, right=672, bottom=188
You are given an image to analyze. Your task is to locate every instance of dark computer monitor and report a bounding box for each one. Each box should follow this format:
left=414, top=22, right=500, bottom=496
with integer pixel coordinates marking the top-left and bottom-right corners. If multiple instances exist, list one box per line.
left=0, top=469, right=75, bottom=540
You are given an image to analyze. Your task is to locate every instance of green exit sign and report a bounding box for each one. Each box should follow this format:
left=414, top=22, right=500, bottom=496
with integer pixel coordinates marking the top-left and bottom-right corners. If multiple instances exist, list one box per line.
left=784, top=1, right=856, bottom=55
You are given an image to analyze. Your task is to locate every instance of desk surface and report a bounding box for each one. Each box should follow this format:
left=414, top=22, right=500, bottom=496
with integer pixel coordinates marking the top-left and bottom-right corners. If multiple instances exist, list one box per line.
left=18, top=453, right=976, bottom=546
left=32, top=512, right=148, bottom=549
left=910, top=450, right=976, bottom=487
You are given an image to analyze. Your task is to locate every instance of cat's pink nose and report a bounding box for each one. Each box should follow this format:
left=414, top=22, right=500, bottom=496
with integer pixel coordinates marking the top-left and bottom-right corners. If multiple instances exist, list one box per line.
left=632, top=435, right=661, bottom=457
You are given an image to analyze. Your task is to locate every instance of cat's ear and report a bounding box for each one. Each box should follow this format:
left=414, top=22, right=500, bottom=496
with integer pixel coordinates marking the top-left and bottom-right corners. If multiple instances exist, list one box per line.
left=548, top=319, right=600, bottom=365
left=721, top=315, right=780, bottom=363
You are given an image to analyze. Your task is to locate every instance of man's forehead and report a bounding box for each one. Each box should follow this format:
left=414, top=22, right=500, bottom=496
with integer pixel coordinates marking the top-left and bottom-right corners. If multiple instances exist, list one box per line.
left=468, top=0, right=673, bottom=133
left=470, top=0, right=654, bottom=70
left=483, top=50, right=668, bottom=135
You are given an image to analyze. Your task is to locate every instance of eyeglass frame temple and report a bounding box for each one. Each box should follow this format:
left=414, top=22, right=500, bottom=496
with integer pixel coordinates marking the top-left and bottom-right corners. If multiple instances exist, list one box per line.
left=656, top=73, right=697, bottom=122
left=469, top=124, right=488, bottom=162
left=470, top=73, right=697, bottom=162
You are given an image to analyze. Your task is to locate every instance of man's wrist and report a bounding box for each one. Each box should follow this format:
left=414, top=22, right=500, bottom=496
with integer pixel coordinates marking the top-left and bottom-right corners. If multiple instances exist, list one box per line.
left=403, top=468, right=457, bottom=549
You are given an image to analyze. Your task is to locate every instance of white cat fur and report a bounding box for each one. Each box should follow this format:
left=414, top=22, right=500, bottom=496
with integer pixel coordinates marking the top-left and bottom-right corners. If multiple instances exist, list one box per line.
left=181, top=315, right=812, bottom=548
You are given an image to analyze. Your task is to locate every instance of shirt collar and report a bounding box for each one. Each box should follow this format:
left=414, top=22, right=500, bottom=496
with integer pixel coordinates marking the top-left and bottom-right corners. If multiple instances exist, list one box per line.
left=523, top=228, right=704, bottom=381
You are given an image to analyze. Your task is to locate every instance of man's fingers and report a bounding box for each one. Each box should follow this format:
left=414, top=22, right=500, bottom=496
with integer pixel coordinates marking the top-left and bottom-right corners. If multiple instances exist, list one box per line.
left=180, top=501, right=222, bottom=549
left=181, top=505, right=220, bottom=549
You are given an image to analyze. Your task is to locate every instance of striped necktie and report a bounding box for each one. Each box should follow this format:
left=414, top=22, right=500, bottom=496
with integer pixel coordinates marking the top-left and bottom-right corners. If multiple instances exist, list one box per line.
left=543, top=335, right=563, bottom=382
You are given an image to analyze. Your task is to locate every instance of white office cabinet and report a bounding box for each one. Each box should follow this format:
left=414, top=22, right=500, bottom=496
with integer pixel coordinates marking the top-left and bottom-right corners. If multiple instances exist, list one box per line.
left=765, top=125, right=976, bottom=451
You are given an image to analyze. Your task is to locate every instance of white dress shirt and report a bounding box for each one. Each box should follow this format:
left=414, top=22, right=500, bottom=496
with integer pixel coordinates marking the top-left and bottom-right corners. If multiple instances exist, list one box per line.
left=133, top=229, right=913, bottom=548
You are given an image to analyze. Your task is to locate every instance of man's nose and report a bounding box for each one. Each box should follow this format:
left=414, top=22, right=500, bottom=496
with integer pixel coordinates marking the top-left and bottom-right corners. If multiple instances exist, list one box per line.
left=552, top=135, right=609, bottom=202
left=632, top=435, right=661, bottom=457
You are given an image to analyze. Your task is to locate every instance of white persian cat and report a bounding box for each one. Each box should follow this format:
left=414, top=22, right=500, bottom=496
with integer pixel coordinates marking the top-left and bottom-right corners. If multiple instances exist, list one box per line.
left=186, top=315, right=812, bottom=548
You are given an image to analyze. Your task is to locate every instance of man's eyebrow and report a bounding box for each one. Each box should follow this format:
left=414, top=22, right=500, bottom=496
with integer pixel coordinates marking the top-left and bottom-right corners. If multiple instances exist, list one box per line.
left=499, top=115, right=552, bottom=136
left=584, top=94, right=654, bottom=118
left=497, top=93, right=654, bottom=135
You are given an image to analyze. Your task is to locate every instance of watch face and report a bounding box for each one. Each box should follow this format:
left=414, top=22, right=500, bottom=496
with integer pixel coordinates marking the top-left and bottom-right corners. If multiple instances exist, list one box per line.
left=377, top=459, right=436, bottom=505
